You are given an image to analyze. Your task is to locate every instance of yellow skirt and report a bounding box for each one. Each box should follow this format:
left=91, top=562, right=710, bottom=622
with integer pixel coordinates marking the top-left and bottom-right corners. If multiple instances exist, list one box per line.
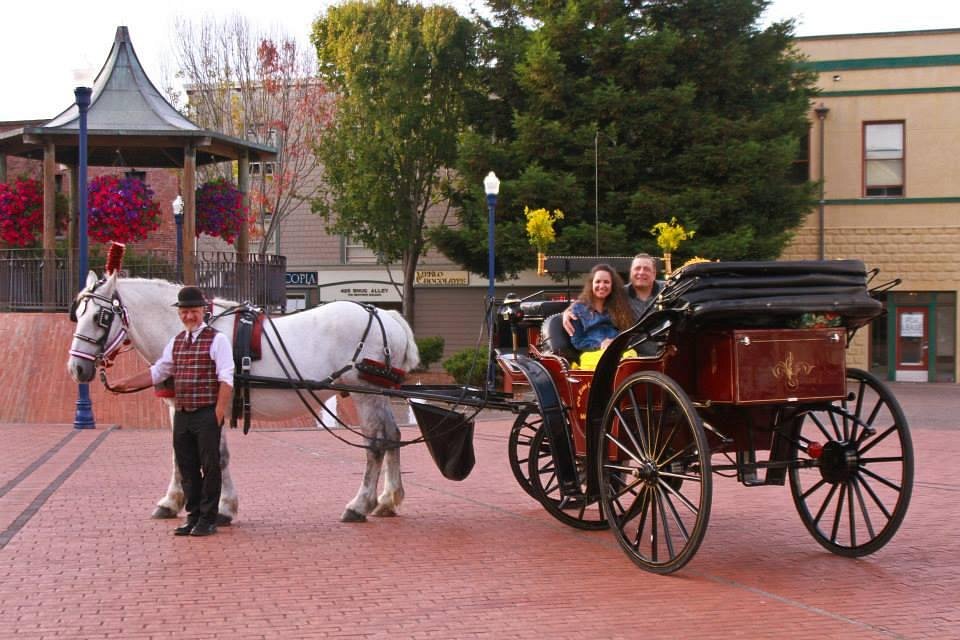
left=573, top=348, right=637, bottom=370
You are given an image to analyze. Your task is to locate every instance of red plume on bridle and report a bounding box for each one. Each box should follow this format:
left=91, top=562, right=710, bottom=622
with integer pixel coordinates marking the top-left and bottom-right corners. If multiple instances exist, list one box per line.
left=105, top=242, right=126, bottom=275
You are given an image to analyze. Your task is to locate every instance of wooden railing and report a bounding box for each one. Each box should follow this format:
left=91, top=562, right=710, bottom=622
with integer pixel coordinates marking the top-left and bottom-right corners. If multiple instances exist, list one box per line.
left=0, top=249, right=286, bottom=312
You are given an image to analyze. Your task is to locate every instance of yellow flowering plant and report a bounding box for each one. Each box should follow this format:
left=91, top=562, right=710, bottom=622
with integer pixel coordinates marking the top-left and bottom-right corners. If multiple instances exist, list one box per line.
left=524, top=206, right=564, bottom=253
left=650, top=217, right=695, bottom=275
left=524, top=206, right=564, bottom=275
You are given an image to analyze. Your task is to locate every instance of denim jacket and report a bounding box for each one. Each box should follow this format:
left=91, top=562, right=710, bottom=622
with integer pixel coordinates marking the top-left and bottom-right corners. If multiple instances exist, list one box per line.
left=570, top=302, right=619, bottom=351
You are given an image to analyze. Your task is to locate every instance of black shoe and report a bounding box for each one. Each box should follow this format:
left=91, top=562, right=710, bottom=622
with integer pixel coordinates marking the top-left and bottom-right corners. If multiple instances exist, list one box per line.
left=190, top=522, right=217, bottom=537
left=173, top=520, right=197, bottom=536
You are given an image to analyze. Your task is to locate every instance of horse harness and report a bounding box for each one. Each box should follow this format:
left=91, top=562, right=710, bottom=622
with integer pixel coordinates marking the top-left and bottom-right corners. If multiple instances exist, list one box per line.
left=225, top=301, right=407, bottom=434
left=68, top=283, right=131, bottom=369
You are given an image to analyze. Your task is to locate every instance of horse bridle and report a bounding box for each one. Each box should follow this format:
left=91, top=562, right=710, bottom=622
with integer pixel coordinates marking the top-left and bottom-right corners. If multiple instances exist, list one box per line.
left=68, top=283, right=130, bottom=366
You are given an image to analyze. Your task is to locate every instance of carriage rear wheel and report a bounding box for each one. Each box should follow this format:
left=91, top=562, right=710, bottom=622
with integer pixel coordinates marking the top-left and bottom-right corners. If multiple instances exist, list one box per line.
left=598, top=371, right=712, bottom=574
left=789, top=368, right=914, bottom=557
left=528, top=426, right=608, bottom=530
left=507, top=410, right=541, bottom=498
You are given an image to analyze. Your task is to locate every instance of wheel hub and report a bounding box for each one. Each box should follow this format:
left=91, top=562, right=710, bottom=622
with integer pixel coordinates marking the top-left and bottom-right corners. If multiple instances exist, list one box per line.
left=818, top=440, right=859, bottom=483
left=633, top=461, right=658, bottom=485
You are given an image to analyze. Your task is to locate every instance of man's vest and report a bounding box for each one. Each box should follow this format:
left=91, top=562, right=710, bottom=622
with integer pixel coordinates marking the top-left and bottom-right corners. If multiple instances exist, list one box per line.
left=172, top=326, right=220, bottom=411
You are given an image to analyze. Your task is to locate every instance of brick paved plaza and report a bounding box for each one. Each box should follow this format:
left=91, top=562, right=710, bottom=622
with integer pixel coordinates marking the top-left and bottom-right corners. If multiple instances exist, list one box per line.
left=0, top=382, right=957, bottom=639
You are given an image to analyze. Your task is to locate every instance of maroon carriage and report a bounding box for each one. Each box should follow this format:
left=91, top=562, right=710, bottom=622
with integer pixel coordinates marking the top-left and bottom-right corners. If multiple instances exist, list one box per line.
left=495, top=259, right=912, bottom=574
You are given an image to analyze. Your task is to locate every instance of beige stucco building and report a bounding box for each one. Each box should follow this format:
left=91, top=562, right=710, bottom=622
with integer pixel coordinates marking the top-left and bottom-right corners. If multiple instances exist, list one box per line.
left=782, top=28, right=959, bottom=383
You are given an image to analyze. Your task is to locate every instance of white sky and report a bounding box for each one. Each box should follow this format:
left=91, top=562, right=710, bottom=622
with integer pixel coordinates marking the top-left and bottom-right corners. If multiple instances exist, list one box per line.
left=1, top=0, right=959, bottom=121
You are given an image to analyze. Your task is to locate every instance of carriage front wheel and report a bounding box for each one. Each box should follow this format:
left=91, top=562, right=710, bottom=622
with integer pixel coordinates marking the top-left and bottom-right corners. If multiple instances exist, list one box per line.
left=789, top=368, right=914, bottom=557
left=598, top=371, right=712, bottom=574
left=507, top=410, right=541, bottom=498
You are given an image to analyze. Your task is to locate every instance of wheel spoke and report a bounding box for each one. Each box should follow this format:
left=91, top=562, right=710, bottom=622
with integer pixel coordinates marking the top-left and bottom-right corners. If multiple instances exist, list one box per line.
left=859, top=464, right=903, bottom=493
left=859, top=424, right=898, bottom=456
left=654, top=487, right=676, bottom=560
left=851, top=475, right=876, bottom=540
left=856, top=473, right=894, bottom=520
left=658, top=476, right=701, bottom=515
left=812, top=481, right=840, bottom=525
left=658, top=481, right=692, bottom=541
left=807, top=411, right=835, bottom=442
left=613, top=405, right=647, bottom=463
left=830, top=482, right=847, bottom=543
left=626, top=387, right=651, bottom=457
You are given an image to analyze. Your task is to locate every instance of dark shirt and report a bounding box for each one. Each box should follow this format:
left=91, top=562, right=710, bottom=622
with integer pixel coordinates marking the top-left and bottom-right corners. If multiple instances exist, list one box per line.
left=625, top=280, right=664, bottom=319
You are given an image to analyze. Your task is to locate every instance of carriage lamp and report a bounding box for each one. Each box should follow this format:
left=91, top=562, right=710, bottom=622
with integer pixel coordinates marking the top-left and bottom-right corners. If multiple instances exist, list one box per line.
left=172, top=195, right=184, bottom=281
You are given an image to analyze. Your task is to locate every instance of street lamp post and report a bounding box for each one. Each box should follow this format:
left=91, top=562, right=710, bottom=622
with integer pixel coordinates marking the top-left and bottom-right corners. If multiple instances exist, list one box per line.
left=172, top=195, right=184, bottom=281
left=483, top=171, right=500, bottom=389
left=73, top=86, right=95, bottom=430
left=815, top=103, right=829, bottom=260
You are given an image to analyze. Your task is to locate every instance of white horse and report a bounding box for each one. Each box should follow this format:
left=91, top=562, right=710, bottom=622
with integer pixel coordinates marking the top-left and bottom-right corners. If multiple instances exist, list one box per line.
left=66, top=271, right=419, bottom=523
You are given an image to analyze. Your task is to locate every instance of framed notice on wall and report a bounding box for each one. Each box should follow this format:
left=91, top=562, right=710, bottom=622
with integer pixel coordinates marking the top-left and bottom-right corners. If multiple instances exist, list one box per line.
left=899, top=312, right=924, bottom=338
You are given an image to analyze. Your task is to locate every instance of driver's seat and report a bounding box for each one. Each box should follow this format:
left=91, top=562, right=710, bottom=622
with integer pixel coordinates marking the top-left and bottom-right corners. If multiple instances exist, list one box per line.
left=539, top=313, right=581, bottom=365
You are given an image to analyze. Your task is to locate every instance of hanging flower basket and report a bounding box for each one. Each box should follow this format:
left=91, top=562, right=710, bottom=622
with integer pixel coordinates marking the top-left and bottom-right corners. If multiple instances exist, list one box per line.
left=196, top=178, right=248, bottom=245
left=0, top=178, right=45, bottom=247
left=87, top=175, right=162, bottom=244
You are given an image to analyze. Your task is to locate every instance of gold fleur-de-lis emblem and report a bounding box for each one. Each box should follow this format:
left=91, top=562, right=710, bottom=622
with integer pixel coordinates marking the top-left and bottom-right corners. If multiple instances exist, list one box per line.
left=772, top=352, right=815, bottom=390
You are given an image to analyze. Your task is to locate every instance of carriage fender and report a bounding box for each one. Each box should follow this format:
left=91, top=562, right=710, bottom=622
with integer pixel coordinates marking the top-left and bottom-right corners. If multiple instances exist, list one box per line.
left=502, top=355, right=580, bottom=496
left=584, top=331, right=635, bottom=498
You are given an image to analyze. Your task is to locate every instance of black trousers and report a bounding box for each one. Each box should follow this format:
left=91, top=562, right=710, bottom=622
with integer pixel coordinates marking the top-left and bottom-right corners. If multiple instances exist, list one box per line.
left=173, top=406, right=221, bottom=525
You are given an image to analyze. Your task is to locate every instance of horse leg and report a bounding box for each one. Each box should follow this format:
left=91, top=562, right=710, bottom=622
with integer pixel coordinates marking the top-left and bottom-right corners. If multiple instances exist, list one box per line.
left=217, top=428, right=238, bottom=526
left=371, top=405, right=403, bottom=518
left=152, top=404, right=183, bottom=519
left=341, top=397, right=394, bottom=522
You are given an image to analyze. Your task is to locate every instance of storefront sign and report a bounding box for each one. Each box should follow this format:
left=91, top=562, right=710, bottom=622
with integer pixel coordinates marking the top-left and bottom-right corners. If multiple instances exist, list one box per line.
left=285, top=271, right=318, bottom=286
left=318, top=280, right=402, bottom=303
left=415, top=270, right=469, bottom=286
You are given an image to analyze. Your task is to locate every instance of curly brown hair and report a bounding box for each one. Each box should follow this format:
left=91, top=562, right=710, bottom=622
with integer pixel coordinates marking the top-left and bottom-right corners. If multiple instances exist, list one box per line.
left=576, top=263, right=633, bottom=330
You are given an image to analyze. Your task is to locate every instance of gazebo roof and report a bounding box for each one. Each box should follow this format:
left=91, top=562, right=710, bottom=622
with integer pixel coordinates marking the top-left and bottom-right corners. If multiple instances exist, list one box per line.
left=0, top=26, right=276, bottom=168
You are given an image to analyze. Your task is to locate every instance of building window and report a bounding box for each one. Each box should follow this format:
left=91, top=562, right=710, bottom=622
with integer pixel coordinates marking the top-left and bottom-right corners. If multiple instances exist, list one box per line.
left=343, top=237, right=378, bottom=264
left=864, top=121, right=904, bottom=197
left=250, top=162, right=275, bottom=177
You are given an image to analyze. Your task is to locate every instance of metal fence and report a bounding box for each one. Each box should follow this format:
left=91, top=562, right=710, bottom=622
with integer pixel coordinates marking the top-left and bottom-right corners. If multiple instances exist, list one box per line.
left=0, top=249, right=286, bottom=312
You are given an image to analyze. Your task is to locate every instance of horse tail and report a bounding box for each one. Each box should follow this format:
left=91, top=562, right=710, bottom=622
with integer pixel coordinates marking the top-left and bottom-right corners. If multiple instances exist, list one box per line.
left=385, top=310, right=420, bottom=372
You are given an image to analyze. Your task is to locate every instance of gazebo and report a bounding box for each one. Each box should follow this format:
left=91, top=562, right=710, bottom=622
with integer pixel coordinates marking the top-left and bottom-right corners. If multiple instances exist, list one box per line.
left=0, top=26, right=277, bottom=305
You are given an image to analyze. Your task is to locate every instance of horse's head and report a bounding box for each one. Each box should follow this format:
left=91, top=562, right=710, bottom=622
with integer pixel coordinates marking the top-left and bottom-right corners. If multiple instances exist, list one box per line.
left=66, top=271, right=129, bottom=382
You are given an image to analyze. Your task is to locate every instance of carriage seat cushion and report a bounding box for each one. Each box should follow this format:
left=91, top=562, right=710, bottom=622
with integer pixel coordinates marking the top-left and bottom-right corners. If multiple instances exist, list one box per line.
left=539, top=313, right=581, bottom=364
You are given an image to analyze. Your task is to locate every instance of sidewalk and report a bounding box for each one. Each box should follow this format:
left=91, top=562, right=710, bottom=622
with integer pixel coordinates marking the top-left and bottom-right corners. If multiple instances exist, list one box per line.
left=0, top=384, right=957, bottom=639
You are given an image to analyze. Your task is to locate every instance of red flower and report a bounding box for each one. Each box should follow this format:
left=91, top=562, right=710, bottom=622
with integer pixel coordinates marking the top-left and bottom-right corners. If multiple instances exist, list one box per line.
left=196, top=178, right=248, bottom=245
left=0, top=178, right=48, bottom=246
left=87, top=175, right=161, bottom=244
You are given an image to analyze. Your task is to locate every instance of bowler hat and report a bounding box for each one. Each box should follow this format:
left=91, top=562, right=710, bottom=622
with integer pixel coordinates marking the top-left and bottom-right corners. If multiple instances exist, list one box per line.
left=173, top=286, right=207, bottom=308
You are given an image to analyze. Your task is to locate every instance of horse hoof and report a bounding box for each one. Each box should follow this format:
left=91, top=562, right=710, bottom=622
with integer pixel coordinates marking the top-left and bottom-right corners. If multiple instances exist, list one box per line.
left=151, top=506, right=178, bottom=519
left=371, top=504, right=398, bottom=517
left=216, top=514, right=233, bottom=526
left=340, top=508, right=367, bottom=523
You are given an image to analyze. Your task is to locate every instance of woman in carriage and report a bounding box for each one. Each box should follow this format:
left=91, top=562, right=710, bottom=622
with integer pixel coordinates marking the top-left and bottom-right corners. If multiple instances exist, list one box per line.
left=568, top=263, right=635, bottom=369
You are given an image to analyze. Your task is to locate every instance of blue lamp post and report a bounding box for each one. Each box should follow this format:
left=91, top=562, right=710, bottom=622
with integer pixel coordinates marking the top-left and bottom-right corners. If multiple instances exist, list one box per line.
left=172, top=195, right=184, bottom=281
left=74, top=86, right=95, bottom=430
left=483, top=171, right=499, bottom=303
left=483, top=171, right=499, bottom=389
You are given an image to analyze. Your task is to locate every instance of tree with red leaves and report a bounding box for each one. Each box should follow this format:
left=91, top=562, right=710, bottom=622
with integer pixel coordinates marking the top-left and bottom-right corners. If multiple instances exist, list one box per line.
left=172, top=16, right=333, bottom=254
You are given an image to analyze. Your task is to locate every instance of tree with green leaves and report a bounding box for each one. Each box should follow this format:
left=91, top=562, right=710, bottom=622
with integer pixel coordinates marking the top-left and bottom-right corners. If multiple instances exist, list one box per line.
left=311, top=0, right=477, bottom=322
left=435, top=0, right=818, bottom=278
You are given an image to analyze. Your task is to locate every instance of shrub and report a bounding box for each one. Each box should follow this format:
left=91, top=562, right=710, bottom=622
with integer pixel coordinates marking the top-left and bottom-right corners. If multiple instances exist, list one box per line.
left=414, top=336, right=445, bottom=371
left=442, top=347, right=490, bottom=387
